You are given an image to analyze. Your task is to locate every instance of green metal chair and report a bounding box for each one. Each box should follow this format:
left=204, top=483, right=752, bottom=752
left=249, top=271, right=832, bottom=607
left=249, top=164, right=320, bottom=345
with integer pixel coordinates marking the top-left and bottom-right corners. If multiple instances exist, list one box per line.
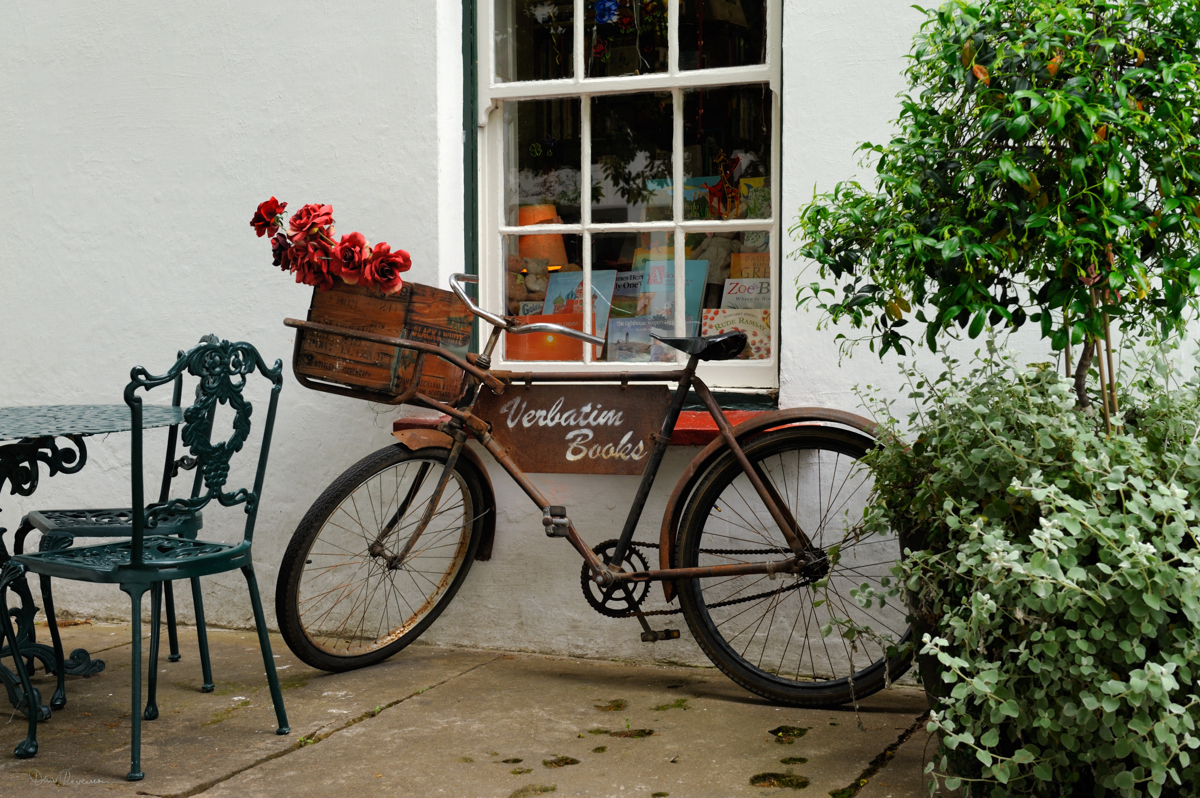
left=0, top=336, right=290, bottom=780
left=11, top=354, right=216, bottom=710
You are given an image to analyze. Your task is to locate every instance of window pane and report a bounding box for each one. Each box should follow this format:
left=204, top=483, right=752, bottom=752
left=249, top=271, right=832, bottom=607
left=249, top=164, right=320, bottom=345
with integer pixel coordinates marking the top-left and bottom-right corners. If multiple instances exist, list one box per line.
left=678, top=0, right=767, bottom=71
left=505, top=99, right=583, bottom=226
left=682, top=84, right=771, bottom=221
left=592, top=92, right=674, bottom=224
left=687, top=229, right=772, bottom=359
left=504, top=233, right=585, bottom=362
left=590, top=231, right=684, bottom=363
left=585, top=1, right=669, bottom=78
left=495, top=0, right=574, bottom=82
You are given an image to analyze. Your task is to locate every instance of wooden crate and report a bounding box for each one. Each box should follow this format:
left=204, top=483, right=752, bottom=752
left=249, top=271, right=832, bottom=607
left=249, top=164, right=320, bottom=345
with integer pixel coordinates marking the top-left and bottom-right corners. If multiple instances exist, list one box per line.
left=294, top=281, right=473, bottom=403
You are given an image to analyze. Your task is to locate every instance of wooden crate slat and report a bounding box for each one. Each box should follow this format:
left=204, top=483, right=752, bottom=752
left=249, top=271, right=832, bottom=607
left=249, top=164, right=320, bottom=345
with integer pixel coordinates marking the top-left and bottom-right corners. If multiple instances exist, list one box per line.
left=293, top=281, right=472, bottom=402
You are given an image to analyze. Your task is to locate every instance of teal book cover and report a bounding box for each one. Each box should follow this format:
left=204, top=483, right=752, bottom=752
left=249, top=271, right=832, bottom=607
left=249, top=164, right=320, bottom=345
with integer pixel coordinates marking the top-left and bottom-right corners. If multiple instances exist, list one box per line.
left=640, top=260, right=707, bottom=335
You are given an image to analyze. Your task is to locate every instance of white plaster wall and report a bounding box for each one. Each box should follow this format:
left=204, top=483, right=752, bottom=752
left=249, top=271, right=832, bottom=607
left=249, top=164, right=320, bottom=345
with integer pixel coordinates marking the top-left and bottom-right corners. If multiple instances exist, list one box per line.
left=1, top=2, right=1051, bottom=666
left=0, top=1, right=454, bottom=629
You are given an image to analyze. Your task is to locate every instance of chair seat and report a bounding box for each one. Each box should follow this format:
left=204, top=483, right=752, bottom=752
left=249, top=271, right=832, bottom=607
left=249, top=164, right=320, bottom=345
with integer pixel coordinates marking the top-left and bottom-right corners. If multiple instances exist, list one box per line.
left=26, top=508, right=202, bottom=539
left=13, top=536, right=249, bottom=584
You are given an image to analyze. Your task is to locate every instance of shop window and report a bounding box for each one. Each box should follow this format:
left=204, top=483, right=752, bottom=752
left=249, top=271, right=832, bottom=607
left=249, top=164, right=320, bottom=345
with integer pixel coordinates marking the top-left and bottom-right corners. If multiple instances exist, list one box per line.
left=482, top=0, right=779, bottom=388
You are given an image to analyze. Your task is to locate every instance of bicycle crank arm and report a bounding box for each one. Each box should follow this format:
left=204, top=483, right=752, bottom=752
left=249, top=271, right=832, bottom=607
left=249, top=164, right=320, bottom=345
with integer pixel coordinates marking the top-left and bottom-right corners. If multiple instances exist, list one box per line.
left=610, top=559, right=803, bottom=583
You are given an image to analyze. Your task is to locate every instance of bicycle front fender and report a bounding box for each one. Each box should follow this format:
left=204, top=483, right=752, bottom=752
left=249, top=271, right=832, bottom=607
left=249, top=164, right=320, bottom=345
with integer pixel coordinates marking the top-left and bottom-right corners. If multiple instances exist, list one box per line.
left=391, top=428, right=498, bottom=561
left=656, top=407, right=880, bottom=603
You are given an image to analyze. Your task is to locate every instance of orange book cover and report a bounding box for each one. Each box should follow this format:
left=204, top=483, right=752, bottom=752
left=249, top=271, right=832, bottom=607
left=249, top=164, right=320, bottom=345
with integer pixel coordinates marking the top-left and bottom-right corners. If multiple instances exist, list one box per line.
left=730, top=252, right=770, bottom=279
left=504, top=314, right=586, bottom=361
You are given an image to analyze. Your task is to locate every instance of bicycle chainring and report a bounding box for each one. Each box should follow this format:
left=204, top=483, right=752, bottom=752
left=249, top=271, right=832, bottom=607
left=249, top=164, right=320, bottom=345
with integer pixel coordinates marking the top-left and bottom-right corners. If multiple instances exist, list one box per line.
left=581, top=540, right=651, bottom=618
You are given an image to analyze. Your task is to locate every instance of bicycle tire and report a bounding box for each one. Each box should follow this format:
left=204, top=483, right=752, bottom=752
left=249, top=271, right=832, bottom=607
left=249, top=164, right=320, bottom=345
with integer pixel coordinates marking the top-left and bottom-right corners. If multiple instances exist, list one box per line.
left=676, top=425, right=912, bottom=707
left=276, top=444, right=486, bottom=672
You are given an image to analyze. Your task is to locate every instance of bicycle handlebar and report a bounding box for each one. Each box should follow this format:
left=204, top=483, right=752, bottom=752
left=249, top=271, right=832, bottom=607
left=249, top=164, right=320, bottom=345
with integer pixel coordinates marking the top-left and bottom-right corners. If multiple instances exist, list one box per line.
left=450, top=273, right=606, bottom=347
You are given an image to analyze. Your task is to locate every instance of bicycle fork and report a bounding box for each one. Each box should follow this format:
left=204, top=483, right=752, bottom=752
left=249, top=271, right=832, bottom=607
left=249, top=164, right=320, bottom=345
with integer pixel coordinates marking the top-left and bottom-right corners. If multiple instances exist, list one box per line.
left=369, top=430, right=468, bottom=570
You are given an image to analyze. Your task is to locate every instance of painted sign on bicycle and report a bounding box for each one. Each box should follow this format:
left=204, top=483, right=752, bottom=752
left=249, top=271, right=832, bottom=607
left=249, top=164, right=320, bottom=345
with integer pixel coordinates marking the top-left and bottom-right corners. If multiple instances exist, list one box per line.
left=475, top=384, right=670, bottom=475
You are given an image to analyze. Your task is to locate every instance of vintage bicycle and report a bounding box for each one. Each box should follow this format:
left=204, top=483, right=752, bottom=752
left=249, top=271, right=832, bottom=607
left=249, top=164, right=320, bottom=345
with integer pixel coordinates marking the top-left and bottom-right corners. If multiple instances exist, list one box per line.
left=275, top=274, right=911, bottom=708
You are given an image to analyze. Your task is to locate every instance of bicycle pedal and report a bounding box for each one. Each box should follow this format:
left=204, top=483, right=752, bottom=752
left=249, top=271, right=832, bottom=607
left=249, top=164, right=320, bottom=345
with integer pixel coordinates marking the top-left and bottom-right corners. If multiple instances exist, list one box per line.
left=542, top=505, right=570, bottom=538
left=640, top=629, right=680, bottom=643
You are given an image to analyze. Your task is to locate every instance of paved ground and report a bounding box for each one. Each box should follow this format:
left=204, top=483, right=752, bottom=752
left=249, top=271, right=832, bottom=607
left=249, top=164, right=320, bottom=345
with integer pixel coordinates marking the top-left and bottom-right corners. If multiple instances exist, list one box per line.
left=0, top=622, right=935, bottom=797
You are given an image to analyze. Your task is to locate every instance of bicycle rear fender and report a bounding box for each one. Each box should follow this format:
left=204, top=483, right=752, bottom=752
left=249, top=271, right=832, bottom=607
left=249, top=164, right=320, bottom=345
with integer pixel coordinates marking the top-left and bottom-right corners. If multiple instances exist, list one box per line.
left=657, top=407, right=879, bottom=603
left=391, top=428, right=498, bottom=561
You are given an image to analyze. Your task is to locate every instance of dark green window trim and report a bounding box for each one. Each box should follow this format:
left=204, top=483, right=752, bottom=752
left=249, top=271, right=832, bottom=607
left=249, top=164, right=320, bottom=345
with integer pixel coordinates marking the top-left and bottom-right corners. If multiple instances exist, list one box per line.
left=463, top=0, right=480, bottom=352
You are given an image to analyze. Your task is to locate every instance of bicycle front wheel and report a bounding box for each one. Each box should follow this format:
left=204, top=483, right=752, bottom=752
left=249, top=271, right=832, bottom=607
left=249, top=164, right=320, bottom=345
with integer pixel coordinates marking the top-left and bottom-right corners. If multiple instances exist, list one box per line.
left=276, top=444, right=486, bottom=672
left=676, top=426, right=911, bottom=707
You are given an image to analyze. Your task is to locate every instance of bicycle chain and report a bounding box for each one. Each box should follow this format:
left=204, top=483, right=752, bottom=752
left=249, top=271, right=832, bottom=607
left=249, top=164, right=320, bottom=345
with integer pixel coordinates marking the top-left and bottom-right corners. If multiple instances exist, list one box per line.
left=609, top=541, right=810, bottom=619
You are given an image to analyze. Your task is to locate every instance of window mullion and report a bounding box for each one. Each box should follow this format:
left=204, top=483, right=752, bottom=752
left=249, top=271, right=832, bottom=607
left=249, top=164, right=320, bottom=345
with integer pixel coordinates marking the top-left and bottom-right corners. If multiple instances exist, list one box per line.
left=668, top=0, right=679, bottom=76
left=582, top=92, right=593, bottom=364
left=574, top=0, right=585, bottom=82
left=672, top=86, right=685, bottom=354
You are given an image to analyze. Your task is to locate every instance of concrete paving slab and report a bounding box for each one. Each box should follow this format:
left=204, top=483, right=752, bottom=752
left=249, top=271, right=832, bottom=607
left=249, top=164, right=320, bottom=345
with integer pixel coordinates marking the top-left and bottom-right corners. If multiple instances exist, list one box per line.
left=0, top=621, right=497, bottom=795
left=198, top=652, right=928, bottom=798
left=852, top=725, right=937, bottom=798
left=0, top=621, right=930, bottom=798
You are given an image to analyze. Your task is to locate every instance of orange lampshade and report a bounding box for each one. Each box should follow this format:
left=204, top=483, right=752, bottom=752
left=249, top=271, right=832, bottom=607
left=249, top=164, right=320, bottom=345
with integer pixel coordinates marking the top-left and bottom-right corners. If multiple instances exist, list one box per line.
left=518, top=204, right=568, bottom=266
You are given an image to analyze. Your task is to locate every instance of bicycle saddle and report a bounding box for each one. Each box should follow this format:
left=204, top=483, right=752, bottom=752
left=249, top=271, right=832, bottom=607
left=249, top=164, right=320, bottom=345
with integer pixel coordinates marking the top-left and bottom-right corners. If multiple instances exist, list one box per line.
left=651, top=331, right=747, bottom=361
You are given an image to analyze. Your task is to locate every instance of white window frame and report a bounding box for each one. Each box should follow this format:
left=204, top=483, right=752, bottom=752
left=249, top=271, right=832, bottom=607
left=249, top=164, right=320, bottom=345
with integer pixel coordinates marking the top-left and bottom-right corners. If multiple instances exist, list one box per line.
left=477, top=0, right=781, bottom=390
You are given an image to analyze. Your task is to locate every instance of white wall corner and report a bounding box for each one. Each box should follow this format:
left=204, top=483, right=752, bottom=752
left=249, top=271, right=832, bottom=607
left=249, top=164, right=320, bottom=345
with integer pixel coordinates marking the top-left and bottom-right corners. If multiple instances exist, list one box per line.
left=436, top=0, right=467, bottom=287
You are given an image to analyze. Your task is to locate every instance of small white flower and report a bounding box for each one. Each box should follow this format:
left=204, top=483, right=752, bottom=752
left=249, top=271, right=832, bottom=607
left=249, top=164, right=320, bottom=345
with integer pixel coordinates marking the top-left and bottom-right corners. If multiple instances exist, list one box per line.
left=529, top=2, right=555, bottom=24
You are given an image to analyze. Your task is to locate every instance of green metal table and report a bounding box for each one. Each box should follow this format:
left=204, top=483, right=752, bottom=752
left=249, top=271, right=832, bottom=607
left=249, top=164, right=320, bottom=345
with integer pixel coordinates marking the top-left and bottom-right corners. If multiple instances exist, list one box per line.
left=0, top=404, right=183, bottom=714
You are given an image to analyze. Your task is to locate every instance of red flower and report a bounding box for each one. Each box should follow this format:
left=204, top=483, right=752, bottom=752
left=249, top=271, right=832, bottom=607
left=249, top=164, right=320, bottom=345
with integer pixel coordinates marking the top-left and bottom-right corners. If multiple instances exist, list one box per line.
left=270, top=230, right=294, bottom=270
left=363, top=243, right=412, bottom=294
left=251, top=197, right=287, bottom=237
left=592, top=39, right=608, bottom=59
left=292, top=238, right=337, bottom=291
left=332, top=232, right=370, bottom=285
left=289, top=203, right=334, bottom=244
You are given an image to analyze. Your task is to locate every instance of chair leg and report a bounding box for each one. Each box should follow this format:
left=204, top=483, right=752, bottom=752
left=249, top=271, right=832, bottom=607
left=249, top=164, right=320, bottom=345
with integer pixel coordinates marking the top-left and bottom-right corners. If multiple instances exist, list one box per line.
left=144, top=583, right=162, bottom=721
left=37, top=575, right=67, bottom=710
left=164, top=581, right=181, bottom=662
left=13, top=520, right=37, bottom=672
left=121, top=584, right=147, bottom=781
left=0, top=563, right=42, bottom=759
left=241, top=564, right=290, bottom=735
left=189, top=577, right=214, bottom=692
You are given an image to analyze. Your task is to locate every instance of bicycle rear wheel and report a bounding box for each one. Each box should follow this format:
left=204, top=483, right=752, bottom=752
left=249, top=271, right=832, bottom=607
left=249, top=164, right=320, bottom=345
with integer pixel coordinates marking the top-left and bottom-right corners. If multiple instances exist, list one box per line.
left=676, top=426, right=911, bottom=707
left=276, top=444, right=486, bottom=672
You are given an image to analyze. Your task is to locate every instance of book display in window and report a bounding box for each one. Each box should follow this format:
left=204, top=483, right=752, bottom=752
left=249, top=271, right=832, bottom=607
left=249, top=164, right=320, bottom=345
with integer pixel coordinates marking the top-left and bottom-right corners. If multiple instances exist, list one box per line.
left=607, top=316, right=675, bottom=362
left=721, top=277, right=771, bottom=309
left=700, top=309, right=771, bottom=359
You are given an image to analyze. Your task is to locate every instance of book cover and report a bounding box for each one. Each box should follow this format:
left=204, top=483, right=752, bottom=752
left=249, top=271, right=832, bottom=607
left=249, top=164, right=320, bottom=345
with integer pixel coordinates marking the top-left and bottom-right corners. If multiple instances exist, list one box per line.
left=505, top=313, right=585, bottom=362
left=730, top=252, right=770, bottom=279
left=610, top=271, right=643, bottom=320
left=700, top=309, right=772, bottom=359
left=542, top=270, right=618, bottom=342
left=721, top=277, right=772, bottom=309
left=606, top=315, right=676, bottom=362
left=640, top=259, right=708, bottom=334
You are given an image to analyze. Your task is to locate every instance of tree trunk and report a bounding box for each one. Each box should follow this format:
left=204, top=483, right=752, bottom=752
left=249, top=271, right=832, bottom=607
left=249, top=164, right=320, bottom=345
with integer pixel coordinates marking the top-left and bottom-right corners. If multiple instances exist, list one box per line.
left=1073, top=339, right=1095, bottom=409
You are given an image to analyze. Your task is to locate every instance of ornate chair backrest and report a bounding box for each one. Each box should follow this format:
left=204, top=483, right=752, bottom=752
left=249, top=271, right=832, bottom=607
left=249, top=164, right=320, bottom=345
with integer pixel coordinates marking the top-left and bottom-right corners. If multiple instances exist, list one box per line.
left=124, top=336, right=283, bottom=566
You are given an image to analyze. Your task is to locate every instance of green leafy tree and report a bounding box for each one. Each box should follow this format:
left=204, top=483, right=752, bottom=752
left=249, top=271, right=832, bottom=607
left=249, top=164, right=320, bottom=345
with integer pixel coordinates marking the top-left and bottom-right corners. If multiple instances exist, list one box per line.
left=792, top=0, right=1200, bottom=420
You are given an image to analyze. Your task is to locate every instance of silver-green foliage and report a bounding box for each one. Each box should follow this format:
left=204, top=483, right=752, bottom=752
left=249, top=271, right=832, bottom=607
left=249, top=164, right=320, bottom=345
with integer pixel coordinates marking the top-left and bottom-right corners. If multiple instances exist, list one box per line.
left=864, top=352, right=1200, bottom=796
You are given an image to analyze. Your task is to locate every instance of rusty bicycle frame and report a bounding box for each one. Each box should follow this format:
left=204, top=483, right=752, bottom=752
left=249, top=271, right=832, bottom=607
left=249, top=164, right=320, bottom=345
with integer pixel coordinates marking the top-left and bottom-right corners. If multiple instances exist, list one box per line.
left=284, top=274, right=833, bottom=638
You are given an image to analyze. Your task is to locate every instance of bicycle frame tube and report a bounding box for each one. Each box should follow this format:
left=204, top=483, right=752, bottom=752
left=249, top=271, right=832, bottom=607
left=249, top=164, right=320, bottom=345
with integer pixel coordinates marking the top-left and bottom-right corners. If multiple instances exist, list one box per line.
left=690, top=380, right=812, bottom=555
left=430, top=351, right=816, bottom=585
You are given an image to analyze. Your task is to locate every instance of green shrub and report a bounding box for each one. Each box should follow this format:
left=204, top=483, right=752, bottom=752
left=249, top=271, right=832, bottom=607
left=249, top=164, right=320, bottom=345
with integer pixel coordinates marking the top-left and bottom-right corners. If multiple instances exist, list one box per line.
left=864, top=350, right=1200, bottom=796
